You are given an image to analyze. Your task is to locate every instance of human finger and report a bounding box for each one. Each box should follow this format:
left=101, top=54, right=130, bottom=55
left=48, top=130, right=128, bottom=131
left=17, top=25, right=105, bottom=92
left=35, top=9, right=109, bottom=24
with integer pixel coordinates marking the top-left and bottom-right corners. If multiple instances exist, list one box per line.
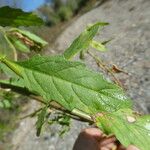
left=99, top=135, right=116, bottom=146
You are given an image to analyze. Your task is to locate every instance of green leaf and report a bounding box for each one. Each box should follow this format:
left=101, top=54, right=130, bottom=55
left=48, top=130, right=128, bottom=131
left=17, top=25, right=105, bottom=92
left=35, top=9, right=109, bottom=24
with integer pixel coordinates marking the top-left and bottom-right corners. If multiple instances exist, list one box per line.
left=36, top=107, right=47, bottom=136
left=8, top=36, right=30, bottom=53
left=0, top=6, right=43, bottom=27
left=0, top=30, right=16, bottom=59
left=0, top=55, right=132, bottom=115
left=10, top=28, right=48, bottom=47
left=6, top=28, right=48, bottom=53
left=96, top=109, right=150, bottom=150
left=63, top=22, right=109, bottom=59
left=90, top=40, right=107, bottom=52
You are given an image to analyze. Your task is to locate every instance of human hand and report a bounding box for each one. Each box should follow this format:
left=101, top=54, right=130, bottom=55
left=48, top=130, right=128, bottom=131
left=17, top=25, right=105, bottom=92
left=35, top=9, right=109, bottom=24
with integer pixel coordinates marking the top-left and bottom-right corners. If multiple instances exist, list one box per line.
left=73, top=128, right=139, bottom=150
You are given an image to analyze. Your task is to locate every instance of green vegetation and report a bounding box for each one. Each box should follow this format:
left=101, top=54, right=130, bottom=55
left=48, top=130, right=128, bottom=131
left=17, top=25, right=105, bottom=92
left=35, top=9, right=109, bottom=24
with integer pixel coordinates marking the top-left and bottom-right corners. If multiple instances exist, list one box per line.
left=0, top=7, right=47, bottom=60
left=0, top=6, right=150, bottom=150
left=39, top=0, right=91, bottom=26
left=0, top=6, right=48, bottom=146
left=0, top=6, right=43, bottom=27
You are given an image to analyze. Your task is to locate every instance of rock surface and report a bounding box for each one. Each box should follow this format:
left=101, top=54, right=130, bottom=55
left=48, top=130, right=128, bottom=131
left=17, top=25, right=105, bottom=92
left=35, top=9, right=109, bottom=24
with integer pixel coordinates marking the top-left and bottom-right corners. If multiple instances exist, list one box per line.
left=11, top=0, right=150, bottom=150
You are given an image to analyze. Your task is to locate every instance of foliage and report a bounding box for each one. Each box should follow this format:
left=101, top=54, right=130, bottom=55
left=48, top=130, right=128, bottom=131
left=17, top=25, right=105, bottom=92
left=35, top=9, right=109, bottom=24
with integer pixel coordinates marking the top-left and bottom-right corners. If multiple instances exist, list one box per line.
left=7, top=28, right=48, bottom=51
left=0, top=54, right=132, bottom=114
left=0, top=6, right=150, bottom=150
left=66, top=0, right=79, bottom=12
left=0, top=6, right=43, bottom=27
left=47, top=13, right=61, bottom=26
left=0, top=6, right=47, bottom=61
left=57, top=6, right=73, bottom=21
left=0, top=27, right=47, bottom=60
left=0, top=6, right=47, bottom=144
left=64, top=22, right=108, bottom=59
left=39, top=0, right=90, bottom=26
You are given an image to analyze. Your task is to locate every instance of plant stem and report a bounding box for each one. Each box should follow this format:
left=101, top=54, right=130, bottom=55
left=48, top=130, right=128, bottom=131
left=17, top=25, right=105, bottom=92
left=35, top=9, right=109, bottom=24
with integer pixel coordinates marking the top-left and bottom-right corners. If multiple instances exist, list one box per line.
left=72, top=109, right=92, bottom=121
left=0, top=81, right=93, bottom=123
left=20, top=107, right=43, bottom=119
left=30, top=95, right=93, bottom=123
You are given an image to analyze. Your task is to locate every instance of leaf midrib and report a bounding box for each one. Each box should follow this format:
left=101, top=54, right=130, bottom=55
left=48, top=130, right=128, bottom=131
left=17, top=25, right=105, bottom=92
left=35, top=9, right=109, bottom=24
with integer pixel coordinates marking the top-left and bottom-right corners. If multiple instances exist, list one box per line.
left=22, top=63, right=113, bottom=93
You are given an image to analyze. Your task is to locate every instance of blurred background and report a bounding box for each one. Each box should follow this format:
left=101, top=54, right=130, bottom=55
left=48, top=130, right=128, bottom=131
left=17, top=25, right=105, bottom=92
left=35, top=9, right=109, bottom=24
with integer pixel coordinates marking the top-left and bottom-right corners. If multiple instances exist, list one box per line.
left=0, top=0, right=150, bottom=150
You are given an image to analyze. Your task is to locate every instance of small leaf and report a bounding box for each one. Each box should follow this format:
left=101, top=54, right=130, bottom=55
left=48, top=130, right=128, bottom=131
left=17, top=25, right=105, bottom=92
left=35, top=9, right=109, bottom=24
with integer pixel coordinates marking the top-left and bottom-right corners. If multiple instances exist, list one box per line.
left=6, top=28, right=48, bottom=52
left=36, top=107, right=47, bottom=136
left=0, top=30, right=16, bottom=59
left=96, top=109, right=150, bottom=150
left=63, top=22, right=108, bottom=59
left=8, top=36, right=30, bottom=53
left=10, top=28, right=48, bottom=47
left=0, top=6, right=43, bottom=27
left=90, top=40, right=107, bottom=52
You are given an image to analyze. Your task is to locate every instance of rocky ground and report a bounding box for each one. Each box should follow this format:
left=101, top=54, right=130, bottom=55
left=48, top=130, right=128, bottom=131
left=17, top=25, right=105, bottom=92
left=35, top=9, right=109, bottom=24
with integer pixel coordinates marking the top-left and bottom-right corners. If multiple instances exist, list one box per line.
left=10, top=0, right=150, bottom=150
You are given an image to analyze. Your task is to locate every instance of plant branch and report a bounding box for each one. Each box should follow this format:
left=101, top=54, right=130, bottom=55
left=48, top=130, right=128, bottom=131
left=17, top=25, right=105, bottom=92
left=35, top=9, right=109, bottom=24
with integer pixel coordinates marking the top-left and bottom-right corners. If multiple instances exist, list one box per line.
left=0, top=82, right=93, bottom=123
left=30, top=95, right=93, bottom=123
left=19, top=107, right=43, bottom=119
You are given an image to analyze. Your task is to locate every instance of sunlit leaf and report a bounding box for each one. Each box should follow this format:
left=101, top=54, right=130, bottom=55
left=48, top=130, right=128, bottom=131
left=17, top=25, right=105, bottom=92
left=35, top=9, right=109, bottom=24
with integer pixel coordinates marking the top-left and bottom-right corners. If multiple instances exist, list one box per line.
left=63, top=22, right=108, bottom=59
left=0, top=55, right=132, bottom=115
